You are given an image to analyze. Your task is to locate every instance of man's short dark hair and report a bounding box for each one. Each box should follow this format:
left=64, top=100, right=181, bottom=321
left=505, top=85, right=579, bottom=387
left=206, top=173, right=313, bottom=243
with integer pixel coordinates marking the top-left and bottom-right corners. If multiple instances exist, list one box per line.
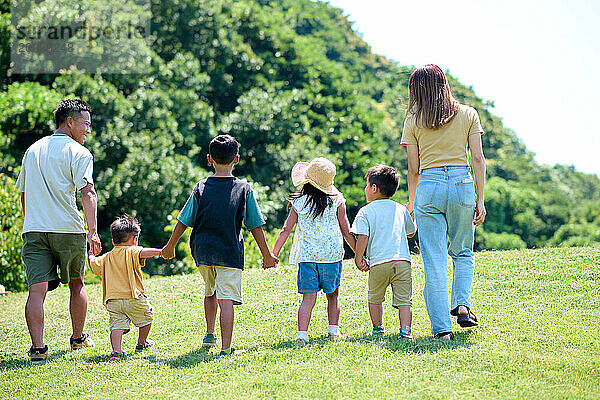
left=209, top=135, right=239, bottom=164
left=110, top=214, right=141, bottom=244
left=365, top=164, right=399, bottom=198
left=54, top=98, right=92, bottom=127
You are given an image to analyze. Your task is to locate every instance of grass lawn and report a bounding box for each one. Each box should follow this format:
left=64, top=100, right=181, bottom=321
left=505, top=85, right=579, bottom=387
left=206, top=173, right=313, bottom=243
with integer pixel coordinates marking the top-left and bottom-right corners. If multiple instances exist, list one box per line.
left=1, top=247, right=599, bottom=399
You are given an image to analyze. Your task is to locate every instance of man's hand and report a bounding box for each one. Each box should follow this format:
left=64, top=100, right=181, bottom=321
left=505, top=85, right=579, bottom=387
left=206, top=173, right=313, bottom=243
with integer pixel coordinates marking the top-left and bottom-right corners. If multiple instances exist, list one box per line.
left=474, top=199, right=487, bottom=226
left=88, top=230, right=101, bottom=256
left=161, top=245, right=175, bottom=259
left=361, top=257, right=370, bottom=271
left=262, top=253, right=278, bottom=269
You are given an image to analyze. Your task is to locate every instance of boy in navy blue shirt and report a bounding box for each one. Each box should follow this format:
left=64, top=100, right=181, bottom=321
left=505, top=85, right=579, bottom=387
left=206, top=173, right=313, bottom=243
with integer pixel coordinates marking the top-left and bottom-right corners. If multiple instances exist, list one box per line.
left=162, top=135, right=277, bottom=355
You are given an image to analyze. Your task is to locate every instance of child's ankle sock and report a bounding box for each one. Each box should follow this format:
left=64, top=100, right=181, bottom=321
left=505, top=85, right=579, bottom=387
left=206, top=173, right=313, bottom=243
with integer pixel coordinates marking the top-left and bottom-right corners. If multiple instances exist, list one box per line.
left=297, top=331, right=309, bottom=342
left=327, top=325, right=340, bottom=336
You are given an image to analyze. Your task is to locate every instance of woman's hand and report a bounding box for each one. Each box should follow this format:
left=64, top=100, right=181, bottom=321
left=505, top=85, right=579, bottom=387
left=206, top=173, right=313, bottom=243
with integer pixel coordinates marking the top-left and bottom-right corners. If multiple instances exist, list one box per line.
left=474, top=199, right=486, bottom=226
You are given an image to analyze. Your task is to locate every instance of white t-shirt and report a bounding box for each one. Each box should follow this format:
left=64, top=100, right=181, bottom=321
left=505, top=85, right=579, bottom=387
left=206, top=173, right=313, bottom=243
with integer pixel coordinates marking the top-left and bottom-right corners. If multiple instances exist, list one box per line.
left=350, top=199, right=416, bottom=267
left=289, top=193, right=345, bottom=264
left=16, top=135, right=94, bottom=234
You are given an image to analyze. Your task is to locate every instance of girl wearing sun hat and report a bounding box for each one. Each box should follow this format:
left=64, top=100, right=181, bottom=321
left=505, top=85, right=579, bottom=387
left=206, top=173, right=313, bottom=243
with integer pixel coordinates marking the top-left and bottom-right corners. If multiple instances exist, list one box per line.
left=272, top=157, right=356, bottom=347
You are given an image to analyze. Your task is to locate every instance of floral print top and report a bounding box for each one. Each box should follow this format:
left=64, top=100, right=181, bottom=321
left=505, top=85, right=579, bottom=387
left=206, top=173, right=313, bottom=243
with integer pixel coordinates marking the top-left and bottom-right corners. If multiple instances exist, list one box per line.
left=289, top=193, right=345, bottom=265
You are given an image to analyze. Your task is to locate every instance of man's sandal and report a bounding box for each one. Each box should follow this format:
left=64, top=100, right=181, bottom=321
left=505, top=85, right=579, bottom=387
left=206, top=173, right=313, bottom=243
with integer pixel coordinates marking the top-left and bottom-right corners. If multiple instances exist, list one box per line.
left=70, top=333, right=94, bottom=350
left=28, top=345, right=49, bottom=363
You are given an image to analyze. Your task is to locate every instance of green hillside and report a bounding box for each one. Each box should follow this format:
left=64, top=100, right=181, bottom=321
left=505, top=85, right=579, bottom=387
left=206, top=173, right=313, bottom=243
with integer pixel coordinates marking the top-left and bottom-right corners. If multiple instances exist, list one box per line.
left=1, top=0, right=600, bottom=292
left=1, top=247, right=599, bottom=398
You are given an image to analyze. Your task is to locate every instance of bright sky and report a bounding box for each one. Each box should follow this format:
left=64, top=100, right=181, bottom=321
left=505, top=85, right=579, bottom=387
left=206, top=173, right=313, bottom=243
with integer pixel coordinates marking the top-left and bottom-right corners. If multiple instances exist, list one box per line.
left=327, top=0, right=600, bottom=177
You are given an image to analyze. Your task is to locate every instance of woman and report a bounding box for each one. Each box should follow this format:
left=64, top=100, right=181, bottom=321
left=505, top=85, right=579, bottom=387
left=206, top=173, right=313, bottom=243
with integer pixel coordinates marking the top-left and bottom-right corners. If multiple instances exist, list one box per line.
left=401, top=64, right=486, bottom=340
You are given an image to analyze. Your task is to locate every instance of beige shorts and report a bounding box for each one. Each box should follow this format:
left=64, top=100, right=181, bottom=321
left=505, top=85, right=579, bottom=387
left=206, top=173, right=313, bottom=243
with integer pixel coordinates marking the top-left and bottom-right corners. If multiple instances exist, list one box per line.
left=368, top=260, right=412, bottom=307
left=198, top=265, right=243, bottom=305
left=106, top=295, right=154, bottom=331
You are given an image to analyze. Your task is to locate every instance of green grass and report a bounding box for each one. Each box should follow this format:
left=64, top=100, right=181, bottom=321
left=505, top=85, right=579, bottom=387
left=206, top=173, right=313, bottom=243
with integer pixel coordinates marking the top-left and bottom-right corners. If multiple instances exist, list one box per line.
left=1, top=247, right=599, bottom=399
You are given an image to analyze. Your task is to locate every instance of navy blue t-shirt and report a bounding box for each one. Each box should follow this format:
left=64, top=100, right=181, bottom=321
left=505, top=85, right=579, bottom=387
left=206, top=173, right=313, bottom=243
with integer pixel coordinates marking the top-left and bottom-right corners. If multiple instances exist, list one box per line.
left=178, top=176, right=265, bottom=269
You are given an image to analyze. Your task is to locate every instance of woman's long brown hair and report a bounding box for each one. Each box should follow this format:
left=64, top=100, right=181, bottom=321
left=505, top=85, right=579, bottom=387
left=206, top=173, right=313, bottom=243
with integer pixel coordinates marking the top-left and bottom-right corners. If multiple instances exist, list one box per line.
left=407, top=64, right=460, bottom=129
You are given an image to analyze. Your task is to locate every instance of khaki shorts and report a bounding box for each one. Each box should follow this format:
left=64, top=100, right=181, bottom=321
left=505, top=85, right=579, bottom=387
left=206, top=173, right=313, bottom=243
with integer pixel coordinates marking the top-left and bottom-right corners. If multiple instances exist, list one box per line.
left=106, top=295, right=154, bottom=331
left=368, top=260, right=412, bottom=307
left=22, top=232, right=87, bottom=291
left=198, top=265, right=243, bottom=305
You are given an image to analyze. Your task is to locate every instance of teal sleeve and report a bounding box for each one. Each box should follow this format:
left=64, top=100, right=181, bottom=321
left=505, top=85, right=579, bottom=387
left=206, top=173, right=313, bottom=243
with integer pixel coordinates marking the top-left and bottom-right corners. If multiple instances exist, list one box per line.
left=177, top=193, right=197, bottom=227
left=244, top=190, right=265, bottom=229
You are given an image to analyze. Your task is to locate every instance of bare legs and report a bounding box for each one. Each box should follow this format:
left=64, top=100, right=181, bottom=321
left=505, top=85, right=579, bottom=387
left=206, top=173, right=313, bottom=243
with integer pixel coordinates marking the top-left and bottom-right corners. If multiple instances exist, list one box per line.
left=25, top=282, right=48, bottom=348
left=298, top=289, right=340, bottom=333
left=203, top=294, right=234, bottom=351
left=68, top=278, right=88, bottom=340
left=26, top=279, right=88, bottom=349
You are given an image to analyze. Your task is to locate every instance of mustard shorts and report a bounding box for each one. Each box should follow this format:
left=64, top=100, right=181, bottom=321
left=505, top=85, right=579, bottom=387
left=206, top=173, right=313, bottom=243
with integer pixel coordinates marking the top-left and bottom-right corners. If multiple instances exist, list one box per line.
left=198, top=265, right=243, bottom=305
left=106, top=295, right=154, bottom=331
left=368, top=260, right=412, bottom=307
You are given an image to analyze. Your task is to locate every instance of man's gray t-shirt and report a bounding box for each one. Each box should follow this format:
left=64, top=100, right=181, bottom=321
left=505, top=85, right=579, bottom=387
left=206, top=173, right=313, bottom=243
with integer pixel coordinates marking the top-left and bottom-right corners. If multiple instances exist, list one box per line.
left=350, top=199, right=416, bottom=266
left=16, top=135, right=94, bottom=234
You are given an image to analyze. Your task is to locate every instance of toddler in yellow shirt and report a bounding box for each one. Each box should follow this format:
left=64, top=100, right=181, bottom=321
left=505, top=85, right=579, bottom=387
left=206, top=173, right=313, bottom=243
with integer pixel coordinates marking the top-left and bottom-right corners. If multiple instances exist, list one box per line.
left=89, top=215, right=162, bottom=360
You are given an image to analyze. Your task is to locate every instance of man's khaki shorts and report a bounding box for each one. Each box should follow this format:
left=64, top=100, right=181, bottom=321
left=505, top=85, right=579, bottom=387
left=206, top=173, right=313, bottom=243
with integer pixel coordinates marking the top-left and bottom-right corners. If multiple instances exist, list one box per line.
left=198, top=265, right=243, bottom=305
left=22, top=232, right=87, bottom=291
left=105, top=295, right=154, bottom=331
left=368, top=260, right=412, bottom=307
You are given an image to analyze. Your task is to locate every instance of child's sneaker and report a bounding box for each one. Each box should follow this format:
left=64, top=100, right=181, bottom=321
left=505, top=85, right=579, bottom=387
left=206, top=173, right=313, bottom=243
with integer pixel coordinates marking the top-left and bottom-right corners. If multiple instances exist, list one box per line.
left=202, top=333, right=217, bottom=348
left=294, top=338, right=308, bottom=347
left=326, top=332, right=342, bottom=340
left=28, top=345, right=48, bottom=363
left=70, top=333, right=94, bottom=350
left=135, top=339, right=154, bottom=352
left=371, top=325, right=385, bottom=336
left=219, top=348, right=245, bottom=356
left=399, top=329, right=413, bottom=339
left=109, top=351, right=126, bottom=360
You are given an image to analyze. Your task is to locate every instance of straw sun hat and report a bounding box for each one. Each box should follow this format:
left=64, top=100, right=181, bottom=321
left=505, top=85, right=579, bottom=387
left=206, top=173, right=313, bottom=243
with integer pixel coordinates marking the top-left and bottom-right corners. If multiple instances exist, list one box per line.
left=291, top=157, right=339, bottom=195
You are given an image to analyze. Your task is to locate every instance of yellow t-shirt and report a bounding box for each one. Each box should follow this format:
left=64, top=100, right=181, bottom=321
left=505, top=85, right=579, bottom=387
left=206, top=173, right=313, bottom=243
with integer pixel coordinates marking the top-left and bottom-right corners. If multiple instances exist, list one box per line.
left=89, top=245, right=146, bottom=305
left=401, top=104, right=484, bottom=171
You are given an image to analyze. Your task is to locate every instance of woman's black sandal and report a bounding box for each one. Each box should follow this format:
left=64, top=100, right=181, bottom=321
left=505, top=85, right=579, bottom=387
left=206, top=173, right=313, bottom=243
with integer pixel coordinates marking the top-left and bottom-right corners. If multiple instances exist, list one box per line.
left=28, top=345, right=49, bottom=363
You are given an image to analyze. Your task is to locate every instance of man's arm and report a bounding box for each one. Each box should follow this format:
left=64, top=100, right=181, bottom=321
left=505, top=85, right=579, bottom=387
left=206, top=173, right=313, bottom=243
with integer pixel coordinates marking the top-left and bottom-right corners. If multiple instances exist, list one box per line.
left=80, top=183, right=101, bottom=256
left=469, top=133, right=487, bottom=226
left=405, top=144, right=420, bottom=217
left=354, top=234, right=369, bottom=271
left=161, top=221, right=189, bottom=259
left=250, top=226, right=278, bottom=268
left=20, top=192, right=24, bottom=213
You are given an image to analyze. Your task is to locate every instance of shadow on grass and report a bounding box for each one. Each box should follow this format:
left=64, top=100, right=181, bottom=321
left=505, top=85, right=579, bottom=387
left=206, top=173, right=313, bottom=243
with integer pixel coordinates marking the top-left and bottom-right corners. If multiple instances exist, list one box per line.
left=0, top=350, right=68, bottom=370
left=142, top=347, right=221, bottom=368
left=345, top=330, right=475, bottom=353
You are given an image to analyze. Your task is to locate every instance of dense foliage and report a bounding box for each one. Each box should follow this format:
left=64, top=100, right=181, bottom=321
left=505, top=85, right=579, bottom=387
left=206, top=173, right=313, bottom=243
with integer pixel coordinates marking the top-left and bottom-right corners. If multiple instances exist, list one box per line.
left=1, top=0, right=598, bottom=289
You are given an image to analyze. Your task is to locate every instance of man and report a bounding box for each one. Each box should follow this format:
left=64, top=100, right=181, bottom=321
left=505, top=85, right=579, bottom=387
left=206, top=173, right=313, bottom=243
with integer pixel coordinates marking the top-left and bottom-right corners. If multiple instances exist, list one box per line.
left=16, top=98, right=102, bottom=362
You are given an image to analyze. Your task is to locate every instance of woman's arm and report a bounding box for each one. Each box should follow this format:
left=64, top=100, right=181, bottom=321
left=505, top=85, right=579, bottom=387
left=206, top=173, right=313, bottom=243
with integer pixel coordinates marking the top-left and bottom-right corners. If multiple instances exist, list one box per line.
left=468, top=133, right=487, bottom=226
left=337, top=202, right=356, bottom=252
left=272, top=208, right=297, bottom=257
left=405, top=144, right=420, bottom=217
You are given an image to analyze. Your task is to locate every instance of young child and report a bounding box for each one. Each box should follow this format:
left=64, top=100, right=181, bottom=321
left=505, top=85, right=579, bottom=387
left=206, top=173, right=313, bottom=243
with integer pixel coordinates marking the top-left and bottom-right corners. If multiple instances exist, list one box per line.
left=161, top=135, right=277, bottom=356
left=272, top=157, right=356, bottom=347
left=350, top=165, right=417, bottom=339
left=88, top=215, right=162, bottom=360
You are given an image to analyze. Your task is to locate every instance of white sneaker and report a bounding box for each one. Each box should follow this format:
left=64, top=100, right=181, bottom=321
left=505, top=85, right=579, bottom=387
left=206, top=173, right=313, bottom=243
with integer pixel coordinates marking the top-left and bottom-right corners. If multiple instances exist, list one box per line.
left=326, top=332, right=342, bottom=340
left=294, top=338, right=308, bottom=347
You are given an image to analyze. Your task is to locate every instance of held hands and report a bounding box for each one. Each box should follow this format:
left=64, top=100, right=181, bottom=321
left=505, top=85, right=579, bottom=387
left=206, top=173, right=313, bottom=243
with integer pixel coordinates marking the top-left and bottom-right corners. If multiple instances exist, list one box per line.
left=88, top=230, right=102, bottom=256
left=262, top=252, right=279, bottom=269
left=405, top=201, right=414, bottom=220
left=161, top=245, right=175, bottom=259
left=355, top=257, right=370, bottom=272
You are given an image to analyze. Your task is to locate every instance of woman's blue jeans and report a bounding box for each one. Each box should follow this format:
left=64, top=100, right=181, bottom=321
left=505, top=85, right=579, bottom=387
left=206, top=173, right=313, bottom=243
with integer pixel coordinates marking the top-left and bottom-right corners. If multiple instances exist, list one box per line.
left=414, top=166, right=476, bottom=334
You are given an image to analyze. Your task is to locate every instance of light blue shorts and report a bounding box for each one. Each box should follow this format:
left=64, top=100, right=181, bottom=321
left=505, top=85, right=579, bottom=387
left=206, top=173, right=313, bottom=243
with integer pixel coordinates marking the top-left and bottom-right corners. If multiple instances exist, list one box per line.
left=297, top=261, right=342, bottom=294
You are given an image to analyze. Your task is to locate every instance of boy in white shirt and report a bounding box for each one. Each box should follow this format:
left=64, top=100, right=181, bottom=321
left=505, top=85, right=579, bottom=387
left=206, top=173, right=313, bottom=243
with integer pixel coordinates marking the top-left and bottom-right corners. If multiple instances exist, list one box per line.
left=351, top=165, right=417, bottom=338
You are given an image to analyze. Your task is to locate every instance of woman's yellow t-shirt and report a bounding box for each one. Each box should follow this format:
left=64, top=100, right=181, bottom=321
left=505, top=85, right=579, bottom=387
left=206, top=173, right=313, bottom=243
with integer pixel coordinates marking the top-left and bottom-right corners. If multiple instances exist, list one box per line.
left=401, top=105, right=484, bottom=171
